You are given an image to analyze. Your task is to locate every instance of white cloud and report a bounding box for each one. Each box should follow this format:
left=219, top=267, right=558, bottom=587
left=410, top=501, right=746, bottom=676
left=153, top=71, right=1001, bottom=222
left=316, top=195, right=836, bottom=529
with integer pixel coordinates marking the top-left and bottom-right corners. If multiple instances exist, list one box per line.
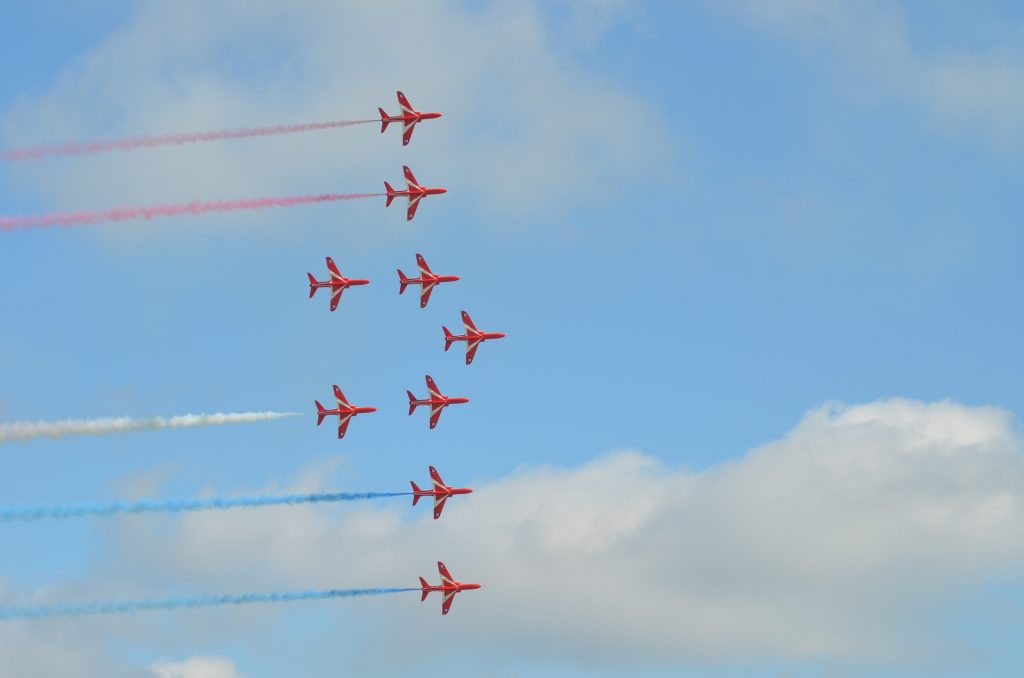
left=92, top=397, right=1024, bottom=671
left=0, top=0, right=664, bottom=233
left=0, top=578, right=130, bottom=678
left=150, top=656, right=246, bottom=678
left=718, top=1, right=1024, bottom=145
left=2, top=398, right=1018, bottom=674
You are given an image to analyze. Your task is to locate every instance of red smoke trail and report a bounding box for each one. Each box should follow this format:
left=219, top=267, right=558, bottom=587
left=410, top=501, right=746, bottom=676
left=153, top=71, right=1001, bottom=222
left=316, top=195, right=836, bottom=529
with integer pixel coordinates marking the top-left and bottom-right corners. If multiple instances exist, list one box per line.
left=2, top=119, right=377, bottom=161
left=0, top=193, right=381, bottom=231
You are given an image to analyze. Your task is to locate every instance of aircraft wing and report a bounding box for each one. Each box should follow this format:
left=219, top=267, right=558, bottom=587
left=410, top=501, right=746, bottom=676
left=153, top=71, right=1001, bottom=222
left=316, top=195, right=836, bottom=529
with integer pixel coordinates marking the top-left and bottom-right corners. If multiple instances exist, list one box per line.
left=403, top=165, right=420, bottom=189
left=416, top=254, right=433, bottom=275
left=326, top=257, right=343, bottom=280
left=429, top=404, right=444, bottom=429
left=407, top=194, right=421, bottom=221
left=429, top=466, right=445, bottom=488
left=402, top=120, right=416, bottom=146
left=337, top=412, right=353, bottom=439
left=465, top=339, right=482, bottom=365
left=330, top=286, right=344, bottom=312
left=333, top=385, right=350, bottom=407
left=425, top=375, right=442, bottom=399
left=419, top=281, right=435, bottom=308
left=397, top=91, right=414, bottom=115
left=438, top=562, right=455, bottom=585
left=433, top=494, right=448, bottom=520
left=461, top=311, right=477, bottom=332
left=441, top=590, right=456, bottom=615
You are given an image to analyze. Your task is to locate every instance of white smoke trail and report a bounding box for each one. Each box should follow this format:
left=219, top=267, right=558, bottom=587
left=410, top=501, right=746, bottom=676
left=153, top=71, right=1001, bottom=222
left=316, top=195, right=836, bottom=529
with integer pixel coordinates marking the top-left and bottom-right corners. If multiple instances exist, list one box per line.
left=0, top=412, right=300, bottom=444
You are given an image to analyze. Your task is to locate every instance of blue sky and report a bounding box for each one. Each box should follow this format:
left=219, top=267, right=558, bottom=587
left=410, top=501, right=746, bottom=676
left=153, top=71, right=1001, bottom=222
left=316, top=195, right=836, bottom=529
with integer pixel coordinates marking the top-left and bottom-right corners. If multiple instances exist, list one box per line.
left=1, top=2, right=1023, bottom=676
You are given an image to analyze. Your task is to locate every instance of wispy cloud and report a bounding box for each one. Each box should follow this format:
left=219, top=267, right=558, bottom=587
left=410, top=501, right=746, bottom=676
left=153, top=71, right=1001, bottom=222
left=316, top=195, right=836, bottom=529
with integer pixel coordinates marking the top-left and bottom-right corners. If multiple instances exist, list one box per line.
left=718, top=0, right=1024, bottom=145
left=150, top=656, right=247, bottom=678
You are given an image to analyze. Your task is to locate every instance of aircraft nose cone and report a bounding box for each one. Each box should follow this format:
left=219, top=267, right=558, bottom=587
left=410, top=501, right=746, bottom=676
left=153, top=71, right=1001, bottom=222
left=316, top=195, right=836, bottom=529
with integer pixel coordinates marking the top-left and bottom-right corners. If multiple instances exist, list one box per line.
left=496, top=332, right=506, bottom=338
left=366, top=407, right=378, bottom=413
left=452, top=275, right=461, bottom=281
left=438, top=188, right=448, bottom=194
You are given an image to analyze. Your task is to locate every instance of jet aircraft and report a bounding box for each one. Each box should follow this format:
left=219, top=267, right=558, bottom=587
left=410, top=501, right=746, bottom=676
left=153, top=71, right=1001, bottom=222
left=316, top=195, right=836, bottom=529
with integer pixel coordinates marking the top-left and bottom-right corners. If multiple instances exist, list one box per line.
left=410, top=466, right=473, bottom=519
left=315, top=385, right=376, bottom=439
left=378, top=91, right=442, bottom=146
left=384, top=166, right=447, bottom=221
left=406, top=375, right=469, bottom=430
left=443, top=311, right=506, bottom=365
left=398, top=254, right=459, bottom=308
left=419, top=561, right=481, bottom=615
left=307, top=257, right=370, bottom=312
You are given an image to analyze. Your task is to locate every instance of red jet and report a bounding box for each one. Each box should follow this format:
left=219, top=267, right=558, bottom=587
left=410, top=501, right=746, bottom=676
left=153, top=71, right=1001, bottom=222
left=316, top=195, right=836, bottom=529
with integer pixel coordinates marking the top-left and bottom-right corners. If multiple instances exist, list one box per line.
left=398, top=254, right=459, bottom=308
left=384, top=166, right=447, bottom=221
left=378, top=91, right=442, bottom=146
left=444, top=311, right=506, bottom=365
left=315, top=385, right=376, bottom=439
left=307, top=257, right=370, bottom=312
left=419, top=561, right=481, bottom=615
left=407, top=375, right=469, bottom=430
left=410, top=466, right=473, bottom=519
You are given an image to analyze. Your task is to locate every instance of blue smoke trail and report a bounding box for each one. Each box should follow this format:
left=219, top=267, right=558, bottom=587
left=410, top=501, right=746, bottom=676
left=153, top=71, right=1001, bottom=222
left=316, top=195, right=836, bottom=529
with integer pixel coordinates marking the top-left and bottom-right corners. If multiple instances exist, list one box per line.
left=0, top=587, right=418, bottom=621
left=0, top=492, right=411, bottom=523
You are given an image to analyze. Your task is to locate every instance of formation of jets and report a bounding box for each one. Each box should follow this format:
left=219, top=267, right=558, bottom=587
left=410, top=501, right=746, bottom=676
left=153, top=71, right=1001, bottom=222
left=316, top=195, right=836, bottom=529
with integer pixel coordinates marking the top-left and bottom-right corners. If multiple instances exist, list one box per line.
left=419, top=561, right=481, bottom=615
left=312, top=375, right=473, bottom=437
left=303, top=93, right=484, bottom=614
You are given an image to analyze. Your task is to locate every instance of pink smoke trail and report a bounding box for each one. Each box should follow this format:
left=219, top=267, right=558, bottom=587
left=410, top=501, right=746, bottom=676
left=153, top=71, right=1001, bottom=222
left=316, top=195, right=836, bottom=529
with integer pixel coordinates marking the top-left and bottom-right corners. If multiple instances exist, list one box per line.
left=2, top=119, right=378, bottom=161
left=0, top=193, right=382, bottom=231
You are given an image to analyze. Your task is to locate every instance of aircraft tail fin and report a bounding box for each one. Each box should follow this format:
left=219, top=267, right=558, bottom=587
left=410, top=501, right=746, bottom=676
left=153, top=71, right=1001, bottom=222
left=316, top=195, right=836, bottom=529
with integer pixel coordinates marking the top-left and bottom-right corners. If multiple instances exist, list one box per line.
left=407, top=390, right=419, bottom=416
left=411, top=481, right=422, bottom=505
left=307, top=273, right=319, bottom=297
left=419, top=578, right=430, bottom=601
left=378, top=108, right=389, bottom=133
left=384, top=181, right=396, bottom=206
left=315, top=401, right=327, bottom=426
left=398, top=269, right=410, bottom=295
left=443, top=326, right=454, bottom=351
